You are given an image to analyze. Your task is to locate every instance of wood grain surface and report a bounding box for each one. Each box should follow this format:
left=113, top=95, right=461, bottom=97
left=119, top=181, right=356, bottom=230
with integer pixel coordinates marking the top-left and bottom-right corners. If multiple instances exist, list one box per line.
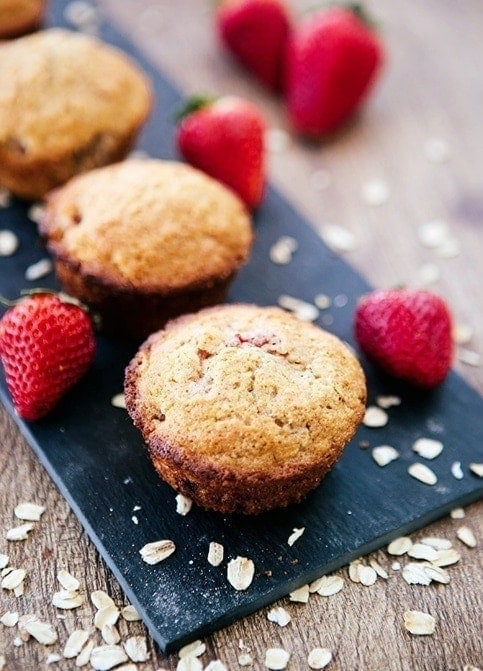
left=1, top=1, right=482, bottom=670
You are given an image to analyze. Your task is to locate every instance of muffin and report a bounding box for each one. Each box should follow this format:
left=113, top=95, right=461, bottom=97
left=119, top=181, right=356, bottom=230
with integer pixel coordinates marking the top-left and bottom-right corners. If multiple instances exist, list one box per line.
left=41, top=160, right=254, bottom=340
left=0, top=29, right=152, bottom=199
left=125, top=304, right=367, bottom=514
left=0, top=0, right=44, bottom=38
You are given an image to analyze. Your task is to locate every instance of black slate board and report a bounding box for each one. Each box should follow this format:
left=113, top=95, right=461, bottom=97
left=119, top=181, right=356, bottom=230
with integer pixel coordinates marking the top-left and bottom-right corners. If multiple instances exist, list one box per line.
left=0, top=0, right=482, bottom=654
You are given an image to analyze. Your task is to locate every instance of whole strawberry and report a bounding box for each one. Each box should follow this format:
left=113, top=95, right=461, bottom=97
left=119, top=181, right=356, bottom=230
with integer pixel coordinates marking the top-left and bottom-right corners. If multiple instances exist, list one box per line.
left=216, top=0, right=292, bottom=91
left=354, top=289, right=453, bottom=389
left=0, top=293, right=96, bottom=420
left=176, top=95, right=266, bottom=209
left=285, top=5, right=384, bottom=137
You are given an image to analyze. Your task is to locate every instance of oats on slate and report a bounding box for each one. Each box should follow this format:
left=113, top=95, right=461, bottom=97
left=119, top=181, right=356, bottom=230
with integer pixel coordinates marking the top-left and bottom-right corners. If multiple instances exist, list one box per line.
left=57, top=569, right=80, bottom=591
left=14, top=501, right=45, bottom=521
left=175, top=494, right=192, bottom=516
left=179, top=640, right=206, bottom=659
left=451, top=461, right=464, bottom=480
left=420, top=537, right=452, bottom=551
left=402, top=563, right=432, bottom=586
left=287, top=527, right=305, bottom=546
left=424, top=564, right=450, bottom=584
left=265, top=648, right=290, bottom=670
left=227, top=557, right=255, bottom=591
left=363, top=406, right=388, bottom=428
left=205, top=661, right=228, bottom=671
left=6, top=522, right=34, bottom=541
left=0, top=230, right=19, bottom=256
left=90, top=645, right=128, bottom=670
left=267, top=606, right=291, bottom=627
left=124, top=636, right=149, bottom=662
left=25, top=258, right=53, bottom=281
left=388, top=537, right=413, bottom=556
left=450, top=507, right=465, bottom=519
left=140, top=539, right=176, bottom=565
left=407, top=543, right=439, bottom=562
left=358, top=565, right=377, bottom=586
left=369, top=559, right=388, bottom=579
left=207, top=542, right=224, bottom=567
left=433, top=548, right=461, bottom=567
left=289, top=583, right=310, bottom=602
left=269, top=236, right=298, bottom=265
left=24, top=620, right=58, bottom=645
left=278, top=294, right=319, bottom=322
left=376, top=395, right=401, bottom=409
left=314, top=575, right=344, bottom=596
left=361, top=179, right=389, bottom=206
left=403, top=610, right=436, bottom=635
left=121, top=604, right=141, bottom=621
left=456, top=526, right=477, bottom=548
left=111, top=393, right=126, bottom=409
left=91, top=590, right=115, bottom=610
left=348, top=560, right=361, bottom=583
left=372, top=445, right=399, bottom=467
left=75, top=639, right=94, bottom=667
left=63, top=630, right=90, bottom=658
left=0, top=611, right=19, bottom=626
left=94, top=605, right=120, bottom=629
left=102, top=624, right=120, bottom=645
left=52, top=589, right=84, bottom=610
left=0, top=555, right=8, bottom=569
left=1, top=568, right=26, bottom=590
left=238, top=653, right=253, bottom=666
left=14, top=581, right=24, bottom=597
left=308, top=648, right=332, bottom=669
left=412, top=438, right=443, bottom=460
left=469, top=463, right=483, bottom=477
left=177, top=657, right=203, bottom=671
left=45, top=653, right=62, bottom=665
left=408, top=463, right=437, bottom=485
left=322, top=224, right=357, bottom=253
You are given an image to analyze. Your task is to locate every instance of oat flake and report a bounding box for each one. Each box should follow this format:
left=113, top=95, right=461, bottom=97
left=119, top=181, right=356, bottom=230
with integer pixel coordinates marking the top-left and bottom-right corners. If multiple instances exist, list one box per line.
left=207, top=542, right=224, bottom=567
left=363, top=406, right=388, bottom=428
left=179, top=640, right=206, bottom=659
left=314, top=575, right=344, bottom=596
left=408, top=463, right=437, bottom=485
left=287, top=527, right=305, bottom=546
left=6, top=522, right=34, bottom=541
left=91, top=589, right=115, bottom=610
left=265, top=648, right=290, bottom=670
left=0, top=611, right=19, bottom=626
left=0, top=230, right=19, bottom=256
left=387, top=537, right=412, bottom=556
left=94, top=604, right=120, bottom=629
left=458, top=349, right=480, bottom=367
left=45, top=653, right=62, bottom=665
left=451, top=461, right=464, bottom=480
left=121, top=604, right=141, bottom=621
left=432, top=548, right=461, bottom=567
left=63, top=629, right=90, bottom=658
left=402, top=563, right=432, bottom=586
left=227, top=556, right=255, bottom=591
left=322, top=224, right=357, bottom=253
left=205, top=661, right=227, bottom=671
left=139, top=539, right=176, bottom=565
left=450, top=507, right=465, bottom=519
left=176, top=657, right=203, bottom=671
left=24, top=620, right=58, bottom=645
left=52, top=590, right=84, bottom=610
left=90, top=645, right=128, bottom=670
left=102, top=624, right=120, bottom=645
left=57, top=569, right=80, bottom=591
left=420, top=537, right=452, bottom=550
left=407, top=543, right=439, bottom=562
left=469, top=463, right=483, bottom=477
left=453, top=323, right=473, bottom=345
left=14, top=581, right=24, bottom=597
left=238, top=653, right=253, bottom=666
left=75, top=639, right=94, bottom=667
left=424, top=564, right=450, bottom=584
left=308, top=648, right=332, bottom=669
left=1, top=568, right=26, bottom=590
left=267, top=606, right=291, bottom=627
left=111, top=393, right=126, bottom=409
left=369, top=559, right=388, bottom=579
left=288, top=583, right=310, bottom=602
left=269, top=236, right=298, bottom=265
left=0, top=555, right=8, bottom=569
left=412, top=437, right=443, bottom=460
left=25, top=258, right=53, bottom=281
left=175, top=494, right=192, bottom=516
left=403, top=610, right=436, bottom=635
left=358, top=565, right=377, bottom=586
left=348, top=560, right=361, bottom=583
left=124, top=636, right=149, bottom=662
left=456, top=526, right=477, bottom=548
left=372, top=445, right=399, bottom=467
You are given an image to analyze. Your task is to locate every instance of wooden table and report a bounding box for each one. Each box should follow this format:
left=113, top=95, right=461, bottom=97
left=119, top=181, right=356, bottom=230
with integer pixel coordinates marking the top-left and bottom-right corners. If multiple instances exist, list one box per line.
left=1, top=1, right=482, bottom=669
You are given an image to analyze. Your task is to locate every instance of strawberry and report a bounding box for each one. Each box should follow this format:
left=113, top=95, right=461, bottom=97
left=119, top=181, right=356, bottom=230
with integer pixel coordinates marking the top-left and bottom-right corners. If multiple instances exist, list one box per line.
left=354, top=289, right=453, bottom=389
left=0, top=292, right=96, bottom=420
left=216, top=0, right=292, bottom=91
left=176, top=95, right=266, bottom=209
left=285, top=5, right=384, bottom=137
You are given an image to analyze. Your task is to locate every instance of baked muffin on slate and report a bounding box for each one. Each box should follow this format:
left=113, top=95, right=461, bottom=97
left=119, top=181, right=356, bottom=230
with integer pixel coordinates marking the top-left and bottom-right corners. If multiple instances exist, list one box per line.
left=41, top=160, right=254, bottom=340
left=0, top=29, right=152, bottom=200
left=125, top=304, right=367, bottom=514
left=0, top=0, right=44, bottom=38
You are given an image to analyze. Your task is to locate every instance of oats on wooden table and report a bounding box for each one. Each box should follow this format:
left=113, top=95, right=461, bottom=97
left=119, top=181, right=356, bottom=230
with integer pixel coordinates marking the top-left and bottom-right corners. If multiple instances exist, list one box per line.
left=420, top=536, right=452, bottom=550
left=433, top=548, right=461, bottom=567
left=94, top=604, right=120, bottom=629
left=403, top=610, right=436, bottom=635
left=52, top=589, right=84, bottom=610
left=308, top=648, right=332, bottom=669
left=408, top=463, right=437, bottom=485
left=57, top=569, right=80, bottom=591
left=265, top=648, right=290, bottom=670
left=90, top=645, right=128, bottom=670
left=289, top=583, right=310, bottom=602
left=63, top=629, right=90, bottom=658
left=102, top=624, right=120, bottom=645
left=287, top=527, right=305, bottom=546
left=175, top=494, right=192, bottom=515
left=387, top=537, right=412, bottom=556
left=227, top=556, right=255, bottom=591
left=6, top=522, right=34, bottom=541
left=0, top=610, right=19, bottom=626
left=139, top=539, right=176, bottom=565
left=313, top=575, right=344, bottom=596
left=91, top=589, right=116, bottom=610
left=24, top=620, right=58, bottom=645
left=376, top=395, right=401, bottom=409
left=207, top=541, right=224, bottom=567
left=358, top=565, right=377, bottom=586
left=463, top=666, right=482, bottom=671
left=75, top=639, right=94, bottom=667
left=267, top=606, right=291, bottom=627
left=238, top=653, right=253, bottom=666
left=372, top=445, right=399, bottom=467
left=402, top=563, right=432, bottom=586
left=177, top=657, right=203, bottom=671
left=369, top=559, right=388, bottom=579
left=45, top=653, right=62, bottom=665
left=124, top=635, right=149, bottom=662
left=14, top=501, right=45, bottom=521
left=423, top=564, right=450, bottom=584
left=121, top=604, right=141, bottom=621
left=178, top=640, right=206, bottom=659
left=1, top=567, right=26, bottom=590
left=0, top=554, right=8, bottom=569
left=407, top=543, right=439, bottom=561
left=456, top=526, right=477, bottom=548
left=412, top=438, right=443, bottom=459
left=348, top=560, right=362, bottom=583
left=363, top=406, right=388, bottom=428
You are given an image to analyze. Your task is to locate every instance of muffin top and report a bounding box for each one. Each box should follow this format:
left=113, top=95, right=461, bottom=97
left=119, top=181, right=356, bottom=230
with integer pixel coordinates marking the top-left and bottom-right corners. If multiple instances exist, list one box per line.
left=42, top=159, right=254, bottom=292
left=0, top=28, right=151, bottom=159
left=125, top=304, right=366, bottom=475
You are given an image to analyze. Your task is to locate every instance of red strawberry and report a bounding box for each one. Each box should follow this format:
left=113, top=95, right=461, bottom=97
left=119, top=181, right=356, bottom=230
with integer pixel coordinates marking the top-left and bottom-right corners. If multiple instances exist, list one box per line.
left=354, top=289, right=453, bottom=389
left=0, top=293, right=96, bottom=420
left=285, top=5, right=384, bottom=137
left=176, top=95, right=266, bottom=209
left=216, top=0, right=292, bottom=91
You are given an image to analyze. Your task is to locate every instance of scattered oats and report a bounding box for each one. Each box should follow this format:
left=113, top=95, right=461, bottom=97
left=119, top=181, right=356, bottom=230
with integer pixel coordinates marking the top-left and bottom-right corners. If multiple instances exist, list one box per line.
left=265, top=648, right=290, bottom=670
left=310, top=169, right=331, bottom=191
left=266, top=128, right=290, bottom=153
left=469, top=463, right=483, bottom=477
left=402, top=563, right=432, bottom=586
left=450, top=507, right=465, bottom=519
left=322, top=224, right=357, bottom=253
left=391, top=561, right=401, bottom=570
left=348, top=560, right=361, bottom=583
left=315, top=575, right=344, bottom=596
left=57, top=569, right=80, bottom=591
left=64, top=0, right=100, bottom=28
left=14, top=502, right=45, bottom=521
left=424, top=137, right=450, bottom=163
left=64, top=630, right=90, bottom=658
left=121, top=605, right=141, bottom=622
left=451, top=461, right=464, bottom=480
left=278, top=294, right=319, bottom=322
left=238, top=653, right=253, bottom=666
left=133, top=505, right=141, bottom=512
left=456, top=526, right=477, bottom=548
left=376, top=395, right=401, bottom=409
left=1, top=567, right=13, bottom=577
left=131, top=516, right=139, bottom=525
left=90, top=645, right=128, bottom=670
left=124, top=636, right=149, bottom=662
left=75, top=639, right=94, bottom=667
left=453, top=323, right=473, bottom=345
left=361, top=179, right=389, bottom=206
left=403, top=610, right=436, bottom=635
left=46, top=653, right=62, bottom=665
left=308, top=648, right=332, bottom=669
left=0, top=611, right=19, bottom=626
left=94, top=605, right=120, bottom=629
left=25, top=258, right=53, bottom=281
left=227, top=556, right=255, bottom=591
left=420, top=537, right=452, bottom=550
left=269, top=236, right=298, bottom=265
left=177, top=657, right=203, bottom=671
left=412, top=438, right=443, bottom=460
left=52, top=590, right=84, bottom=610
left=424, top=564, right=450, bottom=584
left=358, top=565, right=377, bottom=586
left=463, top=666, right=481, bottom=671
left=24, top=620, right=58, bottom=645
left=18, top=613, right=38, bottom=641
left=91, top=590, right=115, bottom=610
left=267, top=606, right=291, bottom=627
left=372, top=445, right=399, bottom=467
left=179, top=640, right=206, bottom=659
left=140, top=539, right=176, bottom=565
left=6, top=522, right=34, bottom=541
left=0, top=655, right=4, bottom=671
left=102, top=624, right=120, bottom=645
left=0, top=187, right=12, bottom=208
left=207, top=542, right=224, bottom=567
left=13, top=582, right=24, bottom=597
left=314, top=294, right=331, bottom=310
left=407, top=543, right=439, bottom=561
left=418, top=220, right=449, bottom=248
left=408, top=463, right=437, bottom=485
left=417, top=262, right=440, bottom=286
left=288, top=583, right=310, bottom=602
left=432, top=548, right=461, bottom=567
left=0, top=555, right=8, bottom=569
left=1, top=568, right=26, bottom=590
left=287, top=527, right=305, bottom=546
left=205, top=661, right=227, bottom=671
left=363, top=406, right=388, bottom=428
left=369, top=559, right=388, bottom=579
left=176, top=494, right=192, bottom=516
left=111, top=393, right=126, bottom=409
left=0, top=230, right=19, bottom=256
left=458, top=349, right=480, bottom=367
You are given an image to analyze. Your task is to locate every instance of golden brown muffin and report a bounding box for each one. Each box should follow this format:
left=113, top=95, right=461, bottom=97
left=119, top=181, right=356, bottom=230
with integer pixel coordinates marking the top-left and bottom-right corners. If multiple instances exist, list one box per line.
left=41, top=160, right=254, bottom=340
left=0, top=29, right=152, bottom=199
left=0, top=0, right=44, bottom=38
left=125, top=304, right=367, bottom=514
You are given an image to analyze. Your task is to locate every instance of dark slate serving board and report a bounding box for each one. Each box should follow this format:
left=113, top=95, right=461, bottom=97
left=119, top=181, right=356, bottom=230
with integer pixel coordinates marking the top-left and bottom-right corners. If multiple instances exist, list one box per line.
left=0, top=0, right=482, bottom=654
